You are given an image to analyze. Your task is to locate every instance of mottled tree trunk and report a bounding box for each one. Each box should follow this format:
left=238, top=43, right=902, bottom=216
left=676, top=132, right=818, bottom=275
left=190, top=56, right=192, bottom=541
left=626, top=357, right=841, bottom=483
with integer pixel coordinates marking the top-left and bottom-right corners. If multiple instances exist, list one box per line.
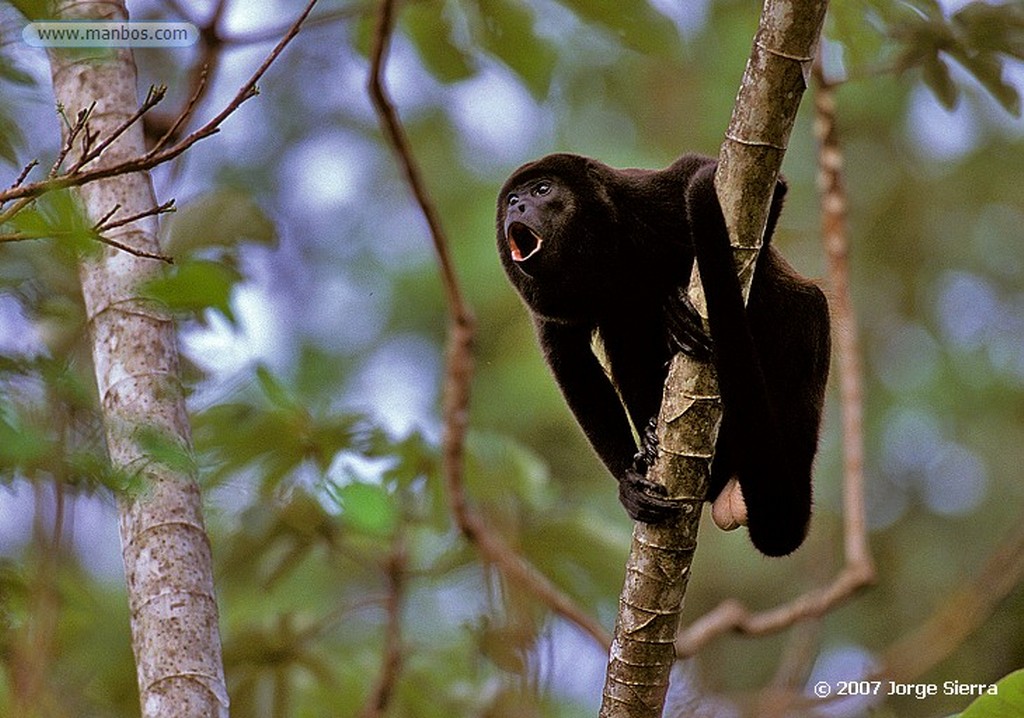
left=47, top=2, right=228, bottom=716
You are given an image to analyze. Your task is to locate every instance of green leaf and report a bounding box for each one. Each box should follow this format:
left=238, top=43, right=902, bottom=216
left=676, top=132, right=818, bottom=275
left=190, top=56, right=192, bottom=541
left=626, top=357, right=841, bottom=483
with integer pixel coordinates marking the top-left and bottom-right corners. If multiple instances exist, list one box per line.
left=474, top=0, right=557, bottom=99
left=554, top=0, right=679, bottom=55
left=141, top=259, right=241, bottom=321
left=0, top=413, right=52, bottom=469
left=464, top=431, right=551, bottom=509
left=161, top=188, right=276, bottom=257
left=194, top=367, right=368, bottom=491
left=66, top=450, right=137, bottom=492
left=256, top=365, right=297, bottom=411
left=824, top=1, right=885, bottom=70
left=921, top=54, right=960, bottom=110
left=0, top=103, right=26, bottom=164
left=403, top=1, right=476, bottom=84
left=7, top=189, right=95, bottom=255
left=958, top=669, right=1024, bottom=717
left=334, top=481, right=397, bottom=536
left=8, top=0, right=53, bottom=21
left=953, top=2, right=1024, bottom=59
left=952, top=51, right=1021, bottom=117
left=137, top=426, right=197, bottom=475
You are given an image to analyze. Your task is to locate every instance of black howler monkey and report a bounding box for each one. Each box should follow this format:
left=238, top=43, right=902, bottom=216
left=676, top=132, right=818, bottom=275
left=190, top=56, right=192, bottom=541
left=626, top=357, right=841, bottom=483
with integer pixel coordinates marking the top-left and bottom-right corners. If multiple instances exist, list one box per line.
left=496, top=153, right=831, bottom=557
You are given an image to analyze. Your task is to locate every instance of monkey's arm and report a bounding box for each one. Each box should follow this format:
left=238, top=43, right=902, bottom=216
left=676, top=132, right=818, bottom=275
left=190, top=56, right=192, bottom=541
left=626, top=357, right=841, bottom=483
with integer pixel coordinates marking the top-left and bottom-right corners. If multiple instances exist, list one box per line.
left=537, top=319, right=681, bottom=522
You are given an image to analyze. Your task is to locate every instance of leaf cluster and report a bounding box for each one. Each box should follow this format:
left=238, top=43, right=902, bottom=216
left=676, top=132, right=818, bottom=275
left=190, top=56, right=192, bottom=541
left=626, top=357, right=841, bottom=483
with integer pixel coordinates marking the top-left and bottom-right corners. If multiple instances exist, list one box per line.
left=831, top=0, right=1024, bottom=115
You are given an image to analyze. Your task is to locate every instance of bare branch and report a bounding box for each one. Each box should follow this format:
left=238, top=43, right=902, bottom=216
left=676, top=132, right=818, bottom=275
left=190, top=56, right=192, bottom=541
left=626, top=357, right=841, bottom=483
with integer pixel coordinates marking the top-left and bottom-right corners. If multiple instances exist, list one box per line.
left=70, top=84, right=167, bottom=173
left=366, top=0, right=610, bottom=651
left=150, top=67, right=209, bottom=155
left=50, top=103, right=94, bottom=178
left=0, top=232, right=37, bottom=243
left=93, top=232, right=174, bottom=264
left=0, top=197, right=34, bottom=227
left=357, top=536, right=407, bottom=718
left=94, top=199, right=176, bottom=233
left=152, top=0, right=319, bottom=161
left=0, top=0, right=320, bottom=207
left=367, top=0, right=467, bottom=322
left=92, top=203, right=122, bottom=230
left=9, top=160, right=39, bottom=191
left=0, top=226, right=173, bottom=263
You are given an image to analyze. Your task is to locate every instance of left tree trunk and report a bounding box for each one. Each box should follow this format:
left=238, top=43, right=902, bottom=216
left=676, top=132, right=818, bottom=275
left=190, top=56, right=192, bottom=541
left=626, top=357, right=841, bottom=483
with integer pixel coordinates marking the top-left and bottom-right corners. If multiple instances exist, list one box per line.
left=47, top=2, right=229, bottom=716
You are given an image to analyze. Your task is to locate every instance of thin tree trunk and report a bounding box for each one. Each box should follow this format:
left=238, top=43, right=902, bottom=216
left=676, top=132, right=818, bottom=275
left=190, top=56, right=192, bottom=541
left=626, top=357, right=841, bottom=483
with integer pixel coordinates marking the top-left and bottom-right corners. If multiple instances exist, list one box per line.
left=47, top=2, right=228, bottom=716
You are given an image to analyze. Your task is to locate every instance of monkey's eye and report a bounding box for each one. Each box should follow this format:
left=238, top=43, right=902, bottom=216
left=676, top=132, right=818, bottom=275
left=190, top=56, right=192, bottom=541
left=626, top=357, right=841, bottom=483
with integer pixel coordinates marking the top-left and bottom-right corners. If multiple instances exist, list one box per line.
left=507, top=193, right=520, bottom=207
left=533, top=181, right=551, bottom=196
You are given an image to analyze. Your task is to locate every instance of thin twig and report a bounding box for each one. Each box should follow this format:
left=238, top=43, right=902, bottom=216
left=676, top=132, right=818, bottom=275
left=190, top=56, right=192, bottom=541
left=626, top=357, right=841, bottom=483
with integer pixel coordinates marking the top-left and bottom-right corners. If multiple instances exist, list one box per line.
left=367, top=0, right=611, bottom=651
left=70, top=85, right=167, bottom=173
left=94, top=232, right=173, bottom=263
left=0, top=232, right=37, bottom=243
left=9, top=160, right=39, bottom=191
left=92, top=203, right=121, bottom=230
left=0, top=197, right=35, bottom=227
left=146, top=0, right=319, bottom=161
left=50, top=103, right=94, bottom=178
left=151, top=0, right=227, bottom=148
left=94, top=199, right=176, bottom=232
left=675, top=59, right=875, bottom=658
left=0, top=228, right=172, bottom=263
left=78, top=125, right=97, bottom=165
left=150, top=67, right=209, bottom=155
left=367, top=0, right=467, bottom=321
left=356, top=535, right=407, bottom=718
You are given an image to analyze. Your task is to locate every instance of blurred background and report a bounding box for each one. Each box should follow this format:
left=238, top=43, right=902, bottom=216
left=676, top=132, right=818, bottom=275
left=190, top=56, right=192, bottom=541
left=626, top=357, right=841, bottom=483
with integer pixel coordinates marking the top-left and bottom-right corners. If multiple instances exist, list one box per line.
left=0, top=0, right=1022, bottom=715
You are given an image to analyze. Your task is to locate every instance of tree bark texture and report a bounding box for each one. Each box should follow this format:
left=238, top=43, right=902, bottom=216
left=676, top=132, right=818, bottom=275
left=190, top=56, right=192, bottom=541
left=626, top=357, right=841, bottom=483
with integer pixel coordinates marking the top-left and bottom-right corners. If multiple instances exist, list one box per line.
left=47, top=2, right=229, bottom=716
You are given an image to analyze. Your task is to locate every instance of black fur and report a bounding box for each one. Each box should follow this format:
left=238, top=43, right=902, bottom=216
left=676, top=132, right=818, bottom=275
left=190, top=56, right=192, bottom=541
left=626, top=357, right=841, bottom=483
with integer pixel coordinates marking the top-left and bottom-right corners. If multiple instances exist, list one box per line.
left=496, top=153, right=830, bottom=556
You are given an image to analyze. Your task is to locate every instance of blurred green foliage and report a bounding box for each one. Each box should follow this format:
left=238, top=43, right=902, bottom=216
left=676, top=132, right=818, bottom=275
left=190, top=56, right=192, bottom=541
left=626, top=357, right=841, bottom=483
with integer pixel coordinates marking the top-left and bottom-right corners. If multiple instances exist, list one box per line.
left=958, top=668, right=1024, bottom=716
left=1, top=0, right=1023, bottom=716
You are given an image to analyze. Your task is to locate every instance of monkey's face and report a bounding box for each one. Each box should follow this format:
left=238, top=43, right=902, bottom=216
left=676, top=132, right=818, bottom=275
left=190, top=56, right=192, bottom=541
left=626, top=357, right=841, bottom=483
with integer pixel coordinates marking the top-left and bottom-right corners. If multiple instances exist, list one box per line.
left=498, top=174, right=579, bottom=280
left=496, top=154, right=621, bottom=320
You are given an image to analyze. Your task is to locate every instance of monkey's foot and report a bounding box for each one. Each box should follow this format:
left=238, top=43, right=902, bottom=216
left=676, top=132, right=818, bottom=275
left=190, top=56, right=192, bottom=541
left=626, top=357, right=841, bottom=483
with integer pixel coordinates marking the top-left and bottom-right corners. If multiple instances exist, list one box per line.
left=664, top=286, right=713, bottom=360
left=618, top=467, right=684, bottom=524
left=711, top=478, right=747, bottom=531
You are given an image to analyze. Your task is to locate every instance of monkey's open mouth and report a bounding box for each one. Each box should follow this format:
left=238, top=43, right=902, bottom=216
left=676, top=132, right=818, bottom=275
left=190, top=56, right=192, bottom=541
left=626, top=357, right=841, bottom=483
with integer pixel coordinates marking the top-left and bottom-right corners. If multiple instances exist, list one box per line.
left=507, top=222, right=543, bottom=262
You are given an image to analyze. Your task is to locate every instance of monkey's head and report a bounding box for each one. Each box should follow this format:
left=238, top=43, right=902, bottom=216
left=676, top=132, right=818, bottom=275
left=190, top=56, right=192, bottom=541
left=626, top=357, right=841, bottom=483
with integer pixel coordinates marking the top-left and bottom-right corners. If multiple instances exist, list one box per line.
left=496, top=154, right=622, bottom=316
left=497, top=154, right=587, bottom=278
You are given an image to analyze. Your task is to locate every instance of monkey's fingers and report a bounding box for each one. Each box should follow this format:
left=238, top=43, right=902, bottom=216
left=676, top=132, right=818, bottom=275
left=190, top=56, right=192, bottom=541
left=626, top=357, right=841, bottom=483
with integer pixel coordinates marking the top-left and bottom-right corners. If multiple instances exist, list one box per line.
left=663, top=287, right=713, bottom=360
left=618, top=468, right=684, bottom=524
left=630, top=416, right=660, bottom=474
